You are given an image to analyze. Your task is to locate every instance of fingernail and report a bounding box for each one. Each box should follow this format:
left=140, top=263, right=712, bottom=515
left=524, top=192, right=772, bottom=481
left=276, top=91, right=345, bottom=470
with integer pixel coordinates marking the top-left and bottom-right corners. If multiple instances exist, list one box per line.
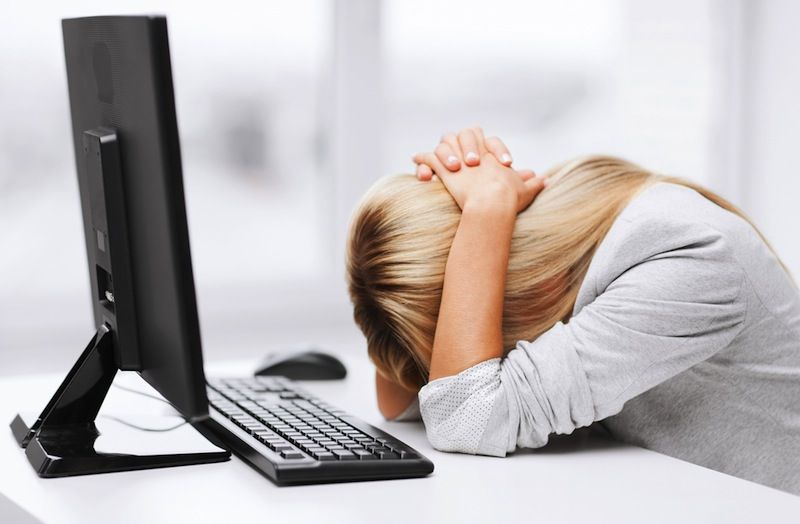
left=465, top=151, right=479, bottom=163
left=447, top=155, right=459, bottom=166
left=501, top=153, right=512, bottom=164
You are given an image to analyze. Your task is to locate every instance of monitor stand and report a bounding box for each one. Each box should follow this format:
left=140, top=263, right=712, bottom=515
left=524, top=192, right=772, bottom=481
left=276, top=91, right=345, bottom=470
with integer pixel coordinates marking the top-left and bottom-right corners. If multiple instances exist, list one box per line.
left=9, top=325, right=230, bottom=477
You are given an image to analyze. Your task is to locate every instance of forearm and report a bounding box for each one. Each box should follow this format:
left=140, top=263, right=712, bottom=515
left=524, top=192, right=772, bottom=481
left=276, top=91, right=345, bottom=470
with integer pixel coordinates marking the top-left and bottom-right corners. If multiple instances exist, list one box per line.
left=375, top=370, right=417, bottom=419
left=429, top=198, right=516, bottom=381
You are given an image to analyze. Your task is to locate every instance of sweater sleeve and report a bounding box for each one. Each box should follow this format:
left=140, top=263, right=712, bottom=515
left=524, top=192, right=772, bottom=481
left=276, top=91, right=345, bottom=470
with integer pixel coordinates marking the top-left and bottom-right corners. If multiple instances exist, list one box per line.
left=418, top=223, right=748, bottom=456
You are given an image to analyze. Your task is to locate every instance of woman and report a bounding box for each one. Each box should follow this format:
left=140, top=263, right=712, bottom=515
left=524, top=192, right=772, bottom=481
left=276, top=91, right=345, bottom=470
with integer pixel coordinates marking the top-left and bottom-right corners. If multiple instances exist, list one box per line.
left=346, top=127, right=800, bottom=495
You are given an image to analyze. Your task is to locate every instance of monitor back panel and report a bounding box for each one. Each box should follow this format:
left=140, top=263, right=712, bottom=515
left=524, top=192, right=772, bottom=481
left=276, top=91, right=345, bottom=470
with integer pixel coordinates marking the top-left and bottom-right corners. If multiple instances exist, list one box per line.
left=62, top=15, right=208, bottom=419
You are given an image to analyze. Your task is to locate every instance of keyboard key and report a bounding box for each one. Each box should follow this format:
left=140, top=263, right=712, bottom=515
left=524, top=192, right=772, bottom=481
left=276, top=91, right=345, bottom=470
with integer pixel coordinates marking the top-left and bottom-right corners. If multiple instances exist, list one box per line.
left=313, top=451, right=336, bottom=461
left=352, top=449, right=376, bottom=460
left=292, top=400, right=319, bottom=411
left=281, top=450, right=305, bottom=459
left=279, top=392, right=302, bottom=399
left=377, top=451, right=400, bottom=460
left=332, top=450, right=357, bottom=460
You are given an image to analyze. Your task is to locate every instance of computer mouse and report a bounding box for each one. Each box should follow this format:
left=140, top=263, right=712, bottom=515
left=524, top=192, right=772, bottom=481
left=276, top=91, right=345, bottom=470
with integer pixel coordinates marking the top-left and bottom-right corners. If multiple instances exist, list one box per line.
left=254, top=348, right=348, bottom=380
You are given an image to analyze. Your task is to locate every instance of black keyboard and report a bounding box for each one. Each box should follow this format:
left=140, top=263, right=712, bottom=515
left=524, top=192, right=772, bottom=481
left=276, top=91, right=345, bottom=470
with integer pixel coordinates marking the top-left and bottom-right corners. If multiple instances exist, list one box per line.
left=203, top=377, right=434, bottom=485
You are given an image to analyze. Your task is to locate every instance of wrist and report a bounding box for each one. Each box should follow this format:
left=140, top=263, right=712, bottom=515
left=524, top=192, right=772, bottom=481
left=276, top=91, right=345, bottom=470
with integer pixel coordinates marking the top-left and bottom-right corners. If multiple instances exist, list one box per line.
left=461, top=181, right=518, bottom=217
left=462, top=193, right=517, bottom=221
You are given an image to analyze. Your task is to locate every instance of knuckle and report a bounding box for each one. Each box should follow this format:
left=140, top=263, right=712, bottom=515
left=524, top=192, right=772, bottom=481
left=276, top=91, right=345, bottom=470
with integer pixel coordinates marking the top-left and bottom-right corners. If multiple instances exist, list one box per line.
left=485, top=136, right=501, bottom=149
left=458, top=129, right=474, bottom=141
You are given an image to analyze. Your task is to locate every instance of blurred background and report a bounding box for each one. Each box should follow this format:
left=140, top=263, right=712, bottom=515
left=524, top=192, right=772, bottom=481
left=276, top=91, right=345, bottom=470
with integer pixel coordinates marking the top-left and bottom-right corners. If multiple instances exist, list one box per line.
left=1, top=0, right=798, bottom=376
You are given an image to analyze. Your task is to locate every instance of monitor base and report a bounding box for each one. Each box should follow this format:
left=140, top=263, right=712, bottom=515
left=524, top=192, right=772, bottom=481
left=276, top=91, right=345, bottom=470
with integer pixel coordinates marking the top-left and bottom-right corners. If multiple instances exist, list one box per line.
left=9, top=326, right=229, bottom=477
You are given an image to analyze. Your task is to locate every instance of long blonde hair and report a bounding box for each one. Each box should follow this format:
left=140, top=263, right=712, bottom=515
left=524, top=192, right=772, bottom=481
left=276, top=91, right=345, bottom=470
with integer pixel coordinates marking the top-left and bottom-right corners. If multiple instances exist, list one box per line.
left=346, top=155, right=773, bottom=391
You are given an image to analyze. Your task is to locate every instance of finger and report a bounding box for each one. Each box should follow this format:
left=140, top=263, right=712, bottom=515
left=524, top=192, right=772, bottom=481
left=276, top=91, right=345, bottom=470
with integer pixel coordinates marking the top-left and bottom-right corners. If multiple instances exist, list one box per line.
left=522, top=176, right=546, bottom=206
left=458, top=129, right=480, bottom=166
left=516, top=169, right=536, bottom=181
left=416, top=163, right=433, bottom=181
left=421, top=152, right=449, bottom=176
left=435, top=142, right=461, bottom=172
left=441, top=132, right=461, bottom=154
left=470, top=126, right=488, bottom=154
left=412, top=152, right=426, bottom=165
left=485, top=136, right=513, bottom=166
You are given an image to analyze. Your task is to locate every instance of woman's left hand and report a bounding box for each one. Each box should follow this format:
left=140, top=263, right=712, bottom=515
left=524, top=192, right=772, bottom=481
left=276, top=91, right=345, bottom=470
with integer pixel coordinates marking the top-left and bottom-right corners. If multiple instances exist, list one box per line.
left=412, top=126, right=518, bottom=181
left=411, top=128, right=545, bottom=214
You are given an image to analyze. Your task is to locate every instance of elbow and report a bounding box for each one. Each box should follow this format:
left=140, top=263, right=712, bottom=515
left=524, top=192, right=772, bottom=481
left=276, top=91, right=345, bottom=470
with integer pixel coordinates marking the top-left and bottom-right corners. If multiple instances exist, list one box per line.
left=424, top=424, right=469, bottom=454
left=426, top=428, right=504, bottom=457
left=418, top=358, right=510, bottom=456
left=424, top=422, right=508, bottom=457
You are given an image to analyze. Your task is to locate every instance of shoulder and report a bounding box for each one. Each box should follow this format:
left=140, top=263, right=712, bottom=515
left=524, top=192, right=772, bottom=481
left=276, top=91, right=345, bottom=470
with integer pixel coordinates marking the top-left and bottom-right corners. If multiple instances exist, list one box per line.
left=575, top=183, right=745, bottom=312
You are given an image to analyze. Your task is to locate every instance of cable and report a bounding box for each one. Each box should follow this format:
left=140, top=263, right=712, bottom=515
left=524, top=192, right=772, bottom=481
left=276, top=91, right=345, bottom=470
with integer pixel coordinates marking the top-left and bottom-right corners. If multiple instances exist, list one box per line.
left=100, top=414, right=188, bottom=433
left=112, top=382, right=173, bottom=406
left=106, top=382, right=187, bottom=432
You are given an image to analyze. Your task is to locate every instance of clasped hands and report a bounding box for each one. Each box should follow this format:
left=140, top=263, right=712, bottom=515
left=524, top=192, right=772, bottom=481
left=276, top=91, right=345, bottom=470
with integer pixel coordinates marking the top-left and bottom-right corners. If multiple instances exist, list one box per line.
left=411, top=126, right=547, bottom=215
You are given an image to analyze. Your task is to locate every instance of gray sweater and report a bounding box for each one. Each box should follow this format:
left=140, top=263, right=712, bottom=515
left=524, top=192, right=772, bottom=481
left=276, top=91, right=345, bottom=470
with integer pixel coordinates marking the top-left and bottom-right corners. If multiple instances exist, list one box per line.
left=414, top=182, right=800, bottom=495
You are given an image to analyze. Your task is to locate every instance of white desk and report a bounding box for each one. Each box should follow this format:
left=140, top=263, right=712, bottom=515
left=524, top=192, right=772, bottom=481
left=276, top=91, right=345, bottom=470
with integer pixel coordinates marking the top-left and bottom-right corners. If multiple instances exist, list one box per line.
left=1, top=354, right=798, bottom=524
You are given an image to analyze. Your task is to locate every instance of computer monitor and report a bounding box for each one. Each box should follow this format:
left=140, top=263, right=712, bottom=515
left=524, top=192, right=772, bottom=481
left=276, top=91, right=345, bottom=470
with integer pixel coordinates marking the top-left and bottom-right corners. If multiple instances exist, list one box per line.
left=9, top=15, right=230, bottom=477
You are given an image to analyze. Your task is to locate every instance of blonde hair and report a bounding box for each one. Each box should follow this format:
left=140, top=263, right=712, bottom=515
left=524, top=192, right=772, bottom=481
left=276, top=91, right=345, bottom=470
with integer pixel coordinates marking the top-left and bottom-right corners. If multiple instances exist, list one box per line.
left=346, top=155, right=774, bottom=391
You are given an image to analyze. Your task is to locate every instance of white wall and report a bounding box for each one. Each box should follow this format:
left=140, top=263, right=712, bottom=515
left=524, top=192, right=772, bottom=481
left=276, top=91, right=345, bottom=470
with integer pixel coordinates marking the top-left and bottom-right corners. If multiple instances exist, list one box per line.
left=2, top=1, right=799, bottom=376
left=742, top=0, right=800, bottom=278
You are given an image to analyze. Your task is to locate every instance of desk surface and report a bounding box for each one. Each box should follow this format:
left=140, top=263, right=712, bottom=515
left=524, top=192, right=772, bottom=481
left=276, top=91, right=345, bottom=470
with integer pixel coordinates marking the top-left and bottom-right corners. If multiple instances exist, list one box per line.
left=1, top=355, right=798, bottom=524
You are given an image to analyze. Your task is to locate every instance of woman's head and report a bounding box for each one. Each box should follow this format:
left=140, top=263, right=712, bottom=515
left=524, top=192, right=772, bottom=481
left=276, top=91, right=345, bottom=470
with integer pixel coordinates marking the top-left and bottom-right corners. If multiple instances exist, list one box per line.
left=346, top=155, right=663, bottom=391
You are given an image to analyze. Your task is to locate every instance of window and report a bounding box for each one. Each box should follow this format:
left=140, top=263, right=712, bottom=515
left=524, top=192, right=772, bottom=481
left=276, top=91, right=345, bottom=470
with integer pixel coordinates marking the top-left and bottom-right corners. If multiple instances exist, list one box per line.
left=0, top=1, right=334, bottom=370
left=380, top=0, right=728, bottom=188
left=0, top=0, right=760, bottom=372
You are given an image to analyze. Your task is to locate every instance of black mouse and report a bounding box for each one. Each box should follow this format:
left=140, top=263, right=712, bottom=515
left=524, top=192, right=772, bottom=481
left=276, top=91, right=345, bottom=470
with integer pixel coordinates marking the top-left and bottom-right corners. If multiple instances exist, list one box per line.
left=254, top=348, right=347, bottom=380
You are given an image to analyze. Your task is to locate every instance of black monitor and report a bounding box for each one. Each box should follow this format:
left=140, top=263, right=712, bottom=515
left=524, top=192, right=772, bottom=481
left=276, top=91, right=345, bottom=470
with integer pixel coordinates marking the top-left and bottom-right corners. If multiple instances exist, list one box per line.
left=10, top=15, right=230, bottom=476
